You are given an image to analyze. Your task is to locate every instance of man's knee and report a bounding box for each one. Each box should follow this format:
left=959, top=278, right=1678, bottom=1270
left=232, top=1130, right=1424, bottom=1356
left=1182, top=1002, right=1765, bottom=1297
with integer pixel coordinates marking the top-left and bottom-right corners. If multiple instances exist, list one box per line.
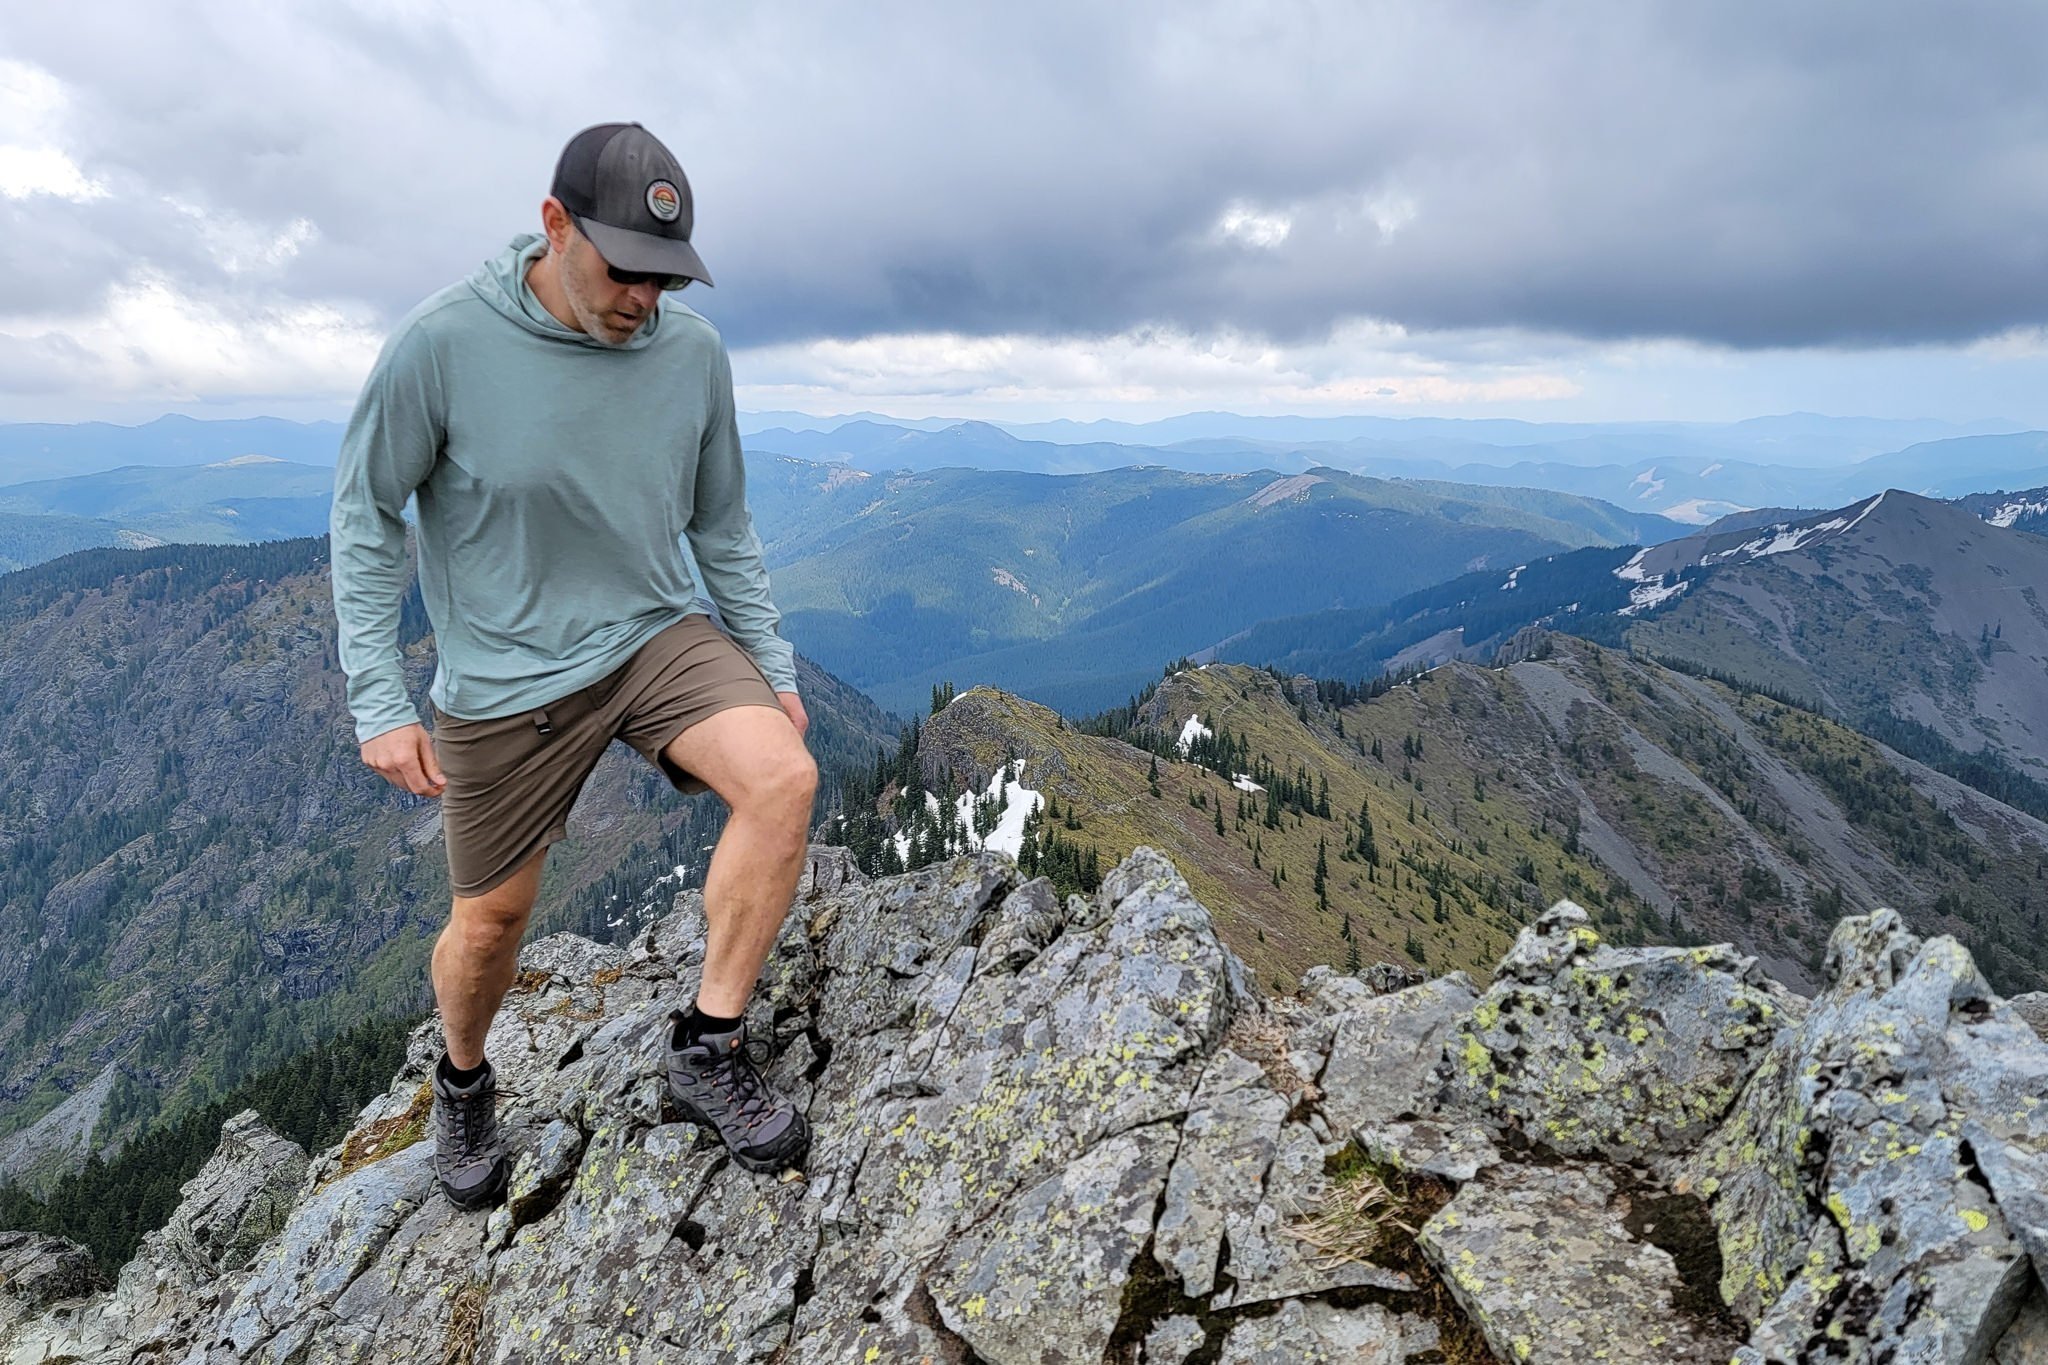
left=747, top=748, right=817, bottom=816
left=448, top=850, right=546, bottom=941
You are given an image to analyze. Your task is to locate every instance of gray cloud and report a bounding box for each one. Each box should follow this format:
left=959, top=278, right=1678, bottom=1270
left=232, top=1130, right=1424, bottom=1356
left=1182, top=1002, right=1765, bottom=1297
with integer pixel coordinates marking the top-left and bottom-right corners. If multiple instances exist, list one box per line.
left=4, top=0, right=2047, bottom=354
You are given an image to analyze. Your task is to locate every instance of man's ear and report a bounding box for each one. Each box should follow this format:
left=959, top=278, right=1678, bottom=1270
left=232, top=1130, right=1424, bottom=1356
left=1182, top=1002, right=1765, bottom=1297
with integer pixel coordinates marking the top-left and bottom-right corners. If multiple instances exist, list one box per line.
left=539, top=196, right=575, bottom=254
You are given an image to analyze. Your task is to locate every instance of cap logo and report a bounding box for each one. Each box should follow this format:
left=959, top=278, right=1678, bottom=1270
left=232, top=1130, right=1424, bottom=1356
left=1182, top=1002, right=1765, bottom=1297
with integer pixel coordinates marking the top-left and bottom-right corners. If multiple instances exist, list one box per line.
left=646, top=180, right=681, bottom=223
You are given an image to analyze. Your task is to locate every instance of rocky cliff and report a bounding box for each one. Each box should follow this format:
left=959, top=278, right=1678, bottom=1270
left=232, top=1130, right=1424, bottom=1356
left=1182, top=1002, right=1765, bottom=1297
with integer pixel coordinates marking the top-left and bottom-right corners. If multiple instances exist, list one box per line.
left=5, top=844, right=2047, bottom=1363
left=0, top=536, right=898, bottom=1183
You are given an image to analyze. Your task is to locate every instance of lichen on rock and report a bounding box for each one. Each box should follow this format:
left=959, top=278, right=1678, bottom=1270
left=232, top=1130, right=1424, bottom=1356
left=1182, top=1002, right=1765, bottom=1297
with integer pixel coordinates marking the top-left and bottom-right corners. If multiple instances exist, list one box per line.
left=7, top=851, right=2048, bottom=1364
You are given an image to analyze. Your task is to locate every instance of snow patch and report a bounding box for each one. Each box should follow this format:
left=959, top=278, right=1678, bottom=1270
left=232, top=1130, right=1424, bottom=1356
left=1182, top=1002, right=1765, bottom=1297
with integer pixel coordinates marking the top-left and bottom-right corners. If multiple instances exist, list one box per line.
left=1231, top=773, right=1265, bottom=793
left=1987, top=496, right=2048, bottom=528
left=890, top=759, right=1042, bottom=864
left=1175, top=714, right=1214, bottom=757
left=1699, top=495, right=1881, bottom=567
left=1619, top=576, right=1690, bottom=615
left=1660, top=498, right=1749, bottom=525
left=1501, top=564, right=1526, bottom=591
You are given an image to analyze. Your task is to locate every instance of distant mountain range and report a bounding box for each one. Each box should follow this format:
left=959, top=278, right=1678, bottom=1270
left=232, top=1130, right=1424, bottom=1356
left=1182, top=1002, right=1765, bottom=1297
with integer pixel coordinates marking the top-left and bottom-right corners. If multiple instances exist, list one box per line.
left=5, top=413, right=2045, bottom=530
left=1622, top=489, right=2048, bottom=787
left=0, top=417, right=344, bottom=485
left=0, top=453, right=1685, bottom=714
left=742, top=461, right=1683, bottom=714
left=0, top=457, right=336, bottom=568
left=1236, top=482, right=2048, bottom=816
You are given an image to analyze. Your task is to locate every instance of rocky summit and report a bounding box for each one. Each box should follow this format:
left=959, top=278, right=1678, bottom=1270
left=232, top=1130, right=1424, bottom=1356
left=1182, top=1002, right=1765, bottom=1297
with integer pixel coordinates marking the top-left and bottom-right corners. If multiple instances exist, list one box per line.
left=5, top=845, right=2048, bottom=1364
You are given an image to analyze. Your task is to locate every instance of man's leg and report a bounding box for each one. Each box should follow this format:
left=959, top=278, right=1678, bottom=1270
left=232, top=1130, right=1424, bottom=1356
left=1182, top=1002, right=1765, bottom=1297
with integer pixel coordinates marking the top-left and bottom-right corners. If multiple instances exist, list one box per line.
left=432, top=843, right=550, bottom=1068
left=661, top=704, right=818, bottom=1015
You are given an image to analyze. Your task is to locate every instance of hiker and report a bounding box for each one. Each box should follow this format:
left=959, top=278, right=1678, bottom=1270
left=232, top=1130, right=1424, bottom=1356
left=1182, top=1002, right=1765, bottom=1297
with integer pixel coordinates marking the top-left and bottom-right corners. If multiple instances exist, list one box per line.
left=328, top=122, right=817, bottom=1209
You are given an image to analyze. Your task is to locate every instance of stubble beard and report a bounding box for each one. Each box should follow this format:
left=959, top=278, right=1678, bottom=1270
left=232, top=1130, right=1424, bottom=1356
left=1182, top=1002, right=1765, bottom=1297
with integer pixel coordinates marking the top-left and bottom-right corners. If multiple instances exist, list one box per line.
left=559, top=243, right=645, bottom=347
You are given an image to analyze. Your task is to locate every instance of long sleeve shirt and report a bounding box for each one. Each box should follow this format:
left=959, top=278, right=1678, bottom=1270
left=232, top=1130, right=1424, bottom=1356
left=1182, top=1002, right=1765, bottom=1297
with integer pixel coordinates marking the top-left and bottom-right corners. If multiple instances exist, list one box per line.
left=329, top=233, right=797, bottom=744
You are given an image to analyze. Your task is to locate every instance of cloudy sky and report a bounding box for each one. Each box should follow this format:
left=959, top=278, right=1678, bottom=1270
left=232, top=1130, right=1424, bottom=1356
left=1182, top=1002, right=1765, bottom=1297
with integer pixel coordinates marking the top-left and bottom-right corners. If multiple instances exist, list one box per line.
left=4, top=0, right=2048, bottom=426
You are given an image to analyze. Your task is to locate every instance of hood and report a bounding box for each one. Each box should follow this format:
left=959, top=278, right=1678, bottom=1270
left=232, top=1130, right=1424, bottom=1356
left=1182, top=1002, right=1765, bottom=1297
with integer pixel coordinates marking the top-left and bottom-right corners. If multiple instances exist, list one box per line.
left=465, top=233, right=664, bottom=349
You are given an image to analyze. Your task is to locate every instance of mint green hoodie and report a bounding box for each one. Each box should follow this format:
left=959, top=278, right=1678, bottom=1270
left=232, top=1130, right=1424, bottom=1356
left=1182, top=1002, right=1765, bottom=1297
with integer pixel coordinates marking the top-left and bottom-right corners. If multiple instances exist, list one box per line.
left=329, top=233, right=797, bottom=744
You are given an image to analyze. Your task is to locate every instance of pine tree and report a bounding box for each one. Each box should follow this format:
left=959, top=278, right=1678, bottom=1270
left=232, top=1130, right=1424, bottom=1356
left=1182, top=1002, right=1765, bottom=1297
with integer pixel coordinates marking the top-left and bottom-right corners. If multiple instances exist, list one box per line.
left=1314, top=838, right=1329, bottom=911
left=1213, top=802, right=1225, bottom=837
left=1148, top=753, right=1161, bottom=798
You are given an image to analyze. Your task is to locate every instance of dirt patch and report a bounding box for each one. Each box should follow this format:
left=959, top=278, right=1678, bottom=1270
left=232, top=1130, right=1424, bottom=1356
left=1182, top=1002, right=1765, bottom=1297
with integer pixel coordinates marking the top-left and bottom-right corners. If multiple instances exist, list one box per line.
left=1617, top=1172, right=1747, bottom=1341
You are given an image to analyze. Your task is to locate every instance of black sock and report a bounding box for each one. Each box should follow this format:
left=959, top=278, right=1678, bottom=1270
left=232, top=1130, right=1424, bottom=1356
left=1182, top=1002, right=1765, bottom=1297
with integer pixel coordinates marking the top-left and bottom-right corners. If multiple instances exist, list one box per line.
left=438, top=1052, right=490, bottom=1088
left=676, top=1003, right=743, bottom=1048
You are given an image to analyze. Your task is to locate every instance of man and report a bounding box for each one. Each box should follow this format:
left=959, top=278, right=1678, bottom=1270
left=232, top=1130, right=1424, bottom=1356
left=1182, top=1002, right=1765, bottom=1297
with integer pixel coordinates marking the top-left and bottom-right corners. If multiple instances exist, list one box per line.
left=329, top=122, right=817, bottom=1210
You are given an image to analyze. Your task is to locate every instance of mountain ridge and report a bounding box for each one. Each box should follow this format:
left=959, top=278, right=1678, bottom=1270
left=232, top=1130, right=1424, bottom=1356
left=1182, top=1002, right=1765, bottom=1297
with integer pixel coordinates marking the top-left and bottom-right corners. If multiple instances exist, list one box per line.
left=5, top=844, right=2046, bottom=1362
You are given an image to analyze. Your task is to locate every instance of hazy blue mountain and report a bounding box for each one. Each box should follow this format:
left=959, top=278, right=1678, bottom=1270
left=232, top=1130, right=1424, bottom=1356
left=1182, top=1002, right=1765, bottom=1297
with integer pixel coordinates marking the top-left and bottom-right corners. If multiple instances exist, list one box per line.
left=746, top=420, right=1309, bottom=477
left=0, top=458, right=336, bottom=550
left=1844, top=433, right=2048, bottom=496
left=803, top=410, right=2013, bottom=463
left=0, top=512, right=139, bottom=574
left=750, top=460, right=1681, bottom=713
left=0, top=416, right=342, bottom=484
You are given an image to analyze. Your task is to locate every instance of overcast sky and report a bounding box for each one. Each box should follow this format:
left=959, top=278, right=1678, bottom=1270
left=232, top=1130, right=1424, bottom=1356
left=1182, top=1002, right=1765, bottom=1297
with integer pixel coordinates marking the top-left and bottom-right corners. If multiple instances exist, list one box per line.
left=4, top=0, right=2048, bottom=426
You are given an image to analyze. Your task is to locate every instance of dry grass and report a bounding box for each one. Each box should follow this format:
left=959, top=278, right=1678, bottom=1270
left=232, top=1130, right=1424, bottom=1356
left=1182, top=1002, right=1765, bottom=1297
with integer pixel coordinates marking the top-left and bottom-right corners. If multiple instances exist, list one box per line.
left=1284, top=1144, right=1501, bottom=1364
left=1285, top=1159, right=1431, bottom=1267
left=440, top=1275, right=490, bottom=1365
left=508, top=968, right=553, bottom=995
left=332, top=1081, right=434, bottom=1180
left=1220, top=1009, right=1319, bottom=1104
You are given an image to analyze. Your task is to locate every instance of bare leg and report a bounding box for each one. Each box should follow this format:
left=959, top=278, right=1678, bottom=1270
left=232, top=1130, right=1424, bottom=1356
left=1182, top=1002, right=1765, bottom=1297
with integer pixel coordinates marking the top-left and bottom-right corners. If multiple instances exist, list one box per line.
left=662, top=705, right=818, bottom=1016
left=432, top=844, right=549, bottom=1068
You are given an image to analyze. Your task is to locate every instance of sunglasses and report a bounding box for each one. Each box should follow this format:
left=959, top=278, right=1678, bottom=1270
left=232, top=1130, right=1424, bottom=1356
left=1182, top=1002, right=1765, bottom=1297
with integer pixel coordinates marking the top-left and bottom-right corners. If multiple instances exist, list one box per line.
left=605, top=262, right=693, bottom=292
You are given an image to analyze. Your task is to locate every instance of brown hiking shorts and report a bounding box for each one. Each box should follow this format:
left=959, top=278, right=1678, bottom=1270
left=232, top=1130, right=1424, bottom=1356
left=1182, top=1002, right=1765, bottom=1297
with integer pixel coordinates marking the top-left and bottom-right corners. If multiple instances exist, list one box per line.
left=431, top=613, right=785, bottom=898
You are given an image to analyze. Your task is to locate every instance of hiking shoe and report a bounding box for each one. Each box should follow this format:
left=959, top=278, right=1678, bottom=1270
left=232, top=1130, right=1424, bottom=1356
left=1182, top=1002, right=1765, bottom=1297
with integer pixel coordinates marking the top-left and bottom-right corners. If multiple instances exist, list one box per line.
left=431, top=1059, right=509, bottom=1210
left=664, top=1012, right=812, bottom=1173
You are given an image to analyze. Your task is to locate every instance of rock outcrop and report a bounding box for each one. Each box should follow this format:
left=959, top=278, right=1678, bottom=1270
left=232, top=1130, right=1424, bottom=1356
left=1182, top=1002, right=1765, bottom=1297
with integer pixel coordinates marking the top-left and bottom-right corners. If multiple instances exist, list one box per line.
left=5, top=845, right=2047, bottom=1363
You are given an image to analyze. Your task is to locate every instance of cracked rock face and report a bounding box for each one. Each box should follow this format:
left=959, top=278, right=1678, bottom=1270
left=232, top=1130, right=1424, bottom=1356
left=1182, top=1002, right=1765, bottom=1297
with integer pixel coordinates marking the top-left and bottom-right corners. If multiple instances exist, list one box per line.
left=1419, top=1162, right=1740, bottom=1364
left=1688, top=910, right=2048, bottom=1363
left=8, top=856, right=2048, bottom=1364
left=3, top=1107, right=309, bottom=1363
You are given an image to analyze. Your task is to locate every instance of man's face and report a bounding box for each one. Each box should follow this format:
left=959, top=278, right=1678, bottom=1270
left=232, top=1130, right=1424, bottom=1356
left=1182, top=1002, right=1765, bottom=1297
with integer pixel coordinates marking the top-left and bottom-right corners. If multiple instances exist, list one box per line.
left=557, top=226, right=664, bottom=346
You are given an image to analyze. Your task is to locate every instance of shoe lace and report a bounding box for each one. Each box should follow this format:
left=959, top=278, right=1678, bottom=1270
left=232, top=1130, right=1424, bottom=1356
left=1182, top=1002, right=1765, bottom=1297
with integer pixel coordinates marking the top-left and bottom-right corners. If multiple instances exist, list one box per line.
left=703, top=1035, right=779, bottom=1126
left=442, top=1084, right=496, bottom=1155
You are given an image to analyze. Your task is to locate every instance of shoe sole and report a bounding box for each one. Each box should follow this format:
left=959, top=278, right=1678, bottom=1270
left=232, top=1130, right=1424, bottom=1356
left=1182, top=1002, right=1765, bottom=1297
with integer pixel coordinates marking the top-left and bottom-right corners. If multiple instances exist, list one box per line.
left=669, top=1089, right=812, bottom=1173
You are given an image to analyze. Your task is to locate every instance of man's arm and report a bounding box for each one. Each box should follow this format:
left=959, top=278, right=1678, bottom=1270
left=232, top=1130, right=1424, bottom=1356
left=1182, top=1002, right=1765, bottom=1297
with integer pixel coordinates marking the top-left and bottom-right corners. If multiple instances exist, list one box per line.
left=330, top=322, right=445, bottom=746
left=686, top=341, right=800, bottom=697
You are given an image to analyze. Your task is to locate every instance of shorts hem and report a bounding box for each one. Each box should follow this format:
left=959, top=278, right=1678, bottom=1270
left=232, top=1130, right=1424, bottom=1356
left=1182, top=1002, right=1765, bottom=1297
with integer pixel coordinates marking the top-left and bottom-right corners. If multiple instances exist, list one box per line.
left=649, top=699, right=788, bottom=793
left=449, top=823, right=569, bottom=900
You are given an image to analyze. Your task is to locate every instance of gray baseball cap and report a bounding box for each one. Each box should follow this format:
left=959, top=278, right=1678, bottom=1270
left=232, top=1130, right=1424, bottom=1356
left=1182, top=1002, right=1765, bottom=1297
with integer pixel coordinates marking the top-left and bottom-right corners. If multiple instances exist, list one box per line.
left=550, top=122, right=713, bottom=287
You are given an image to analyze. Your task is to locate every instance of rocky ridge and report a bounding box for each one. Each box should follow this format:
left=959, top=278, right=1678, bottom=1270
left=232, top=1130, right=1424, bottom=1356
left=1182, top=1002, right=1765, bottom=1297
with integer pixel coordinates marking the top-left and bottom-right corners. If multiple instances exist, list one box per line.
left=4, top=844, right=2047, bottom=1363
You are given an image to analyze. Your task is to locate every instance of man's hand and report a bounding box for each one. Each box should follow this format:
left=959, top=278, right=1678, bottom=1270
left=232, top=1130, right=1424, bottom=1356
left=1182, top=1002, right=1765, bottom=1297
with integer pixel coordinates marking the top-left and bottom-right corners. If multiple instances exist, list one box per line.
left=361, top=722, right=447, bottom=797
left=777, top=691, right=809, bottom=739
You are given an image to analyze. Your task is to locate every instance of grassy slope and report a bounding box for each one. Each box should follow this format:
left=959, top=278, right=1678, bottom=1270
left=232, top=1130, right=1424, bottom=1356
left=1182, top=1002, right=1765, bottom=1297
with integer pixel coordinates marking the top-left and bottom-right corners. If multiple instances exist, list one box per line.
left=920, top=639, right=2048, bottom=998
